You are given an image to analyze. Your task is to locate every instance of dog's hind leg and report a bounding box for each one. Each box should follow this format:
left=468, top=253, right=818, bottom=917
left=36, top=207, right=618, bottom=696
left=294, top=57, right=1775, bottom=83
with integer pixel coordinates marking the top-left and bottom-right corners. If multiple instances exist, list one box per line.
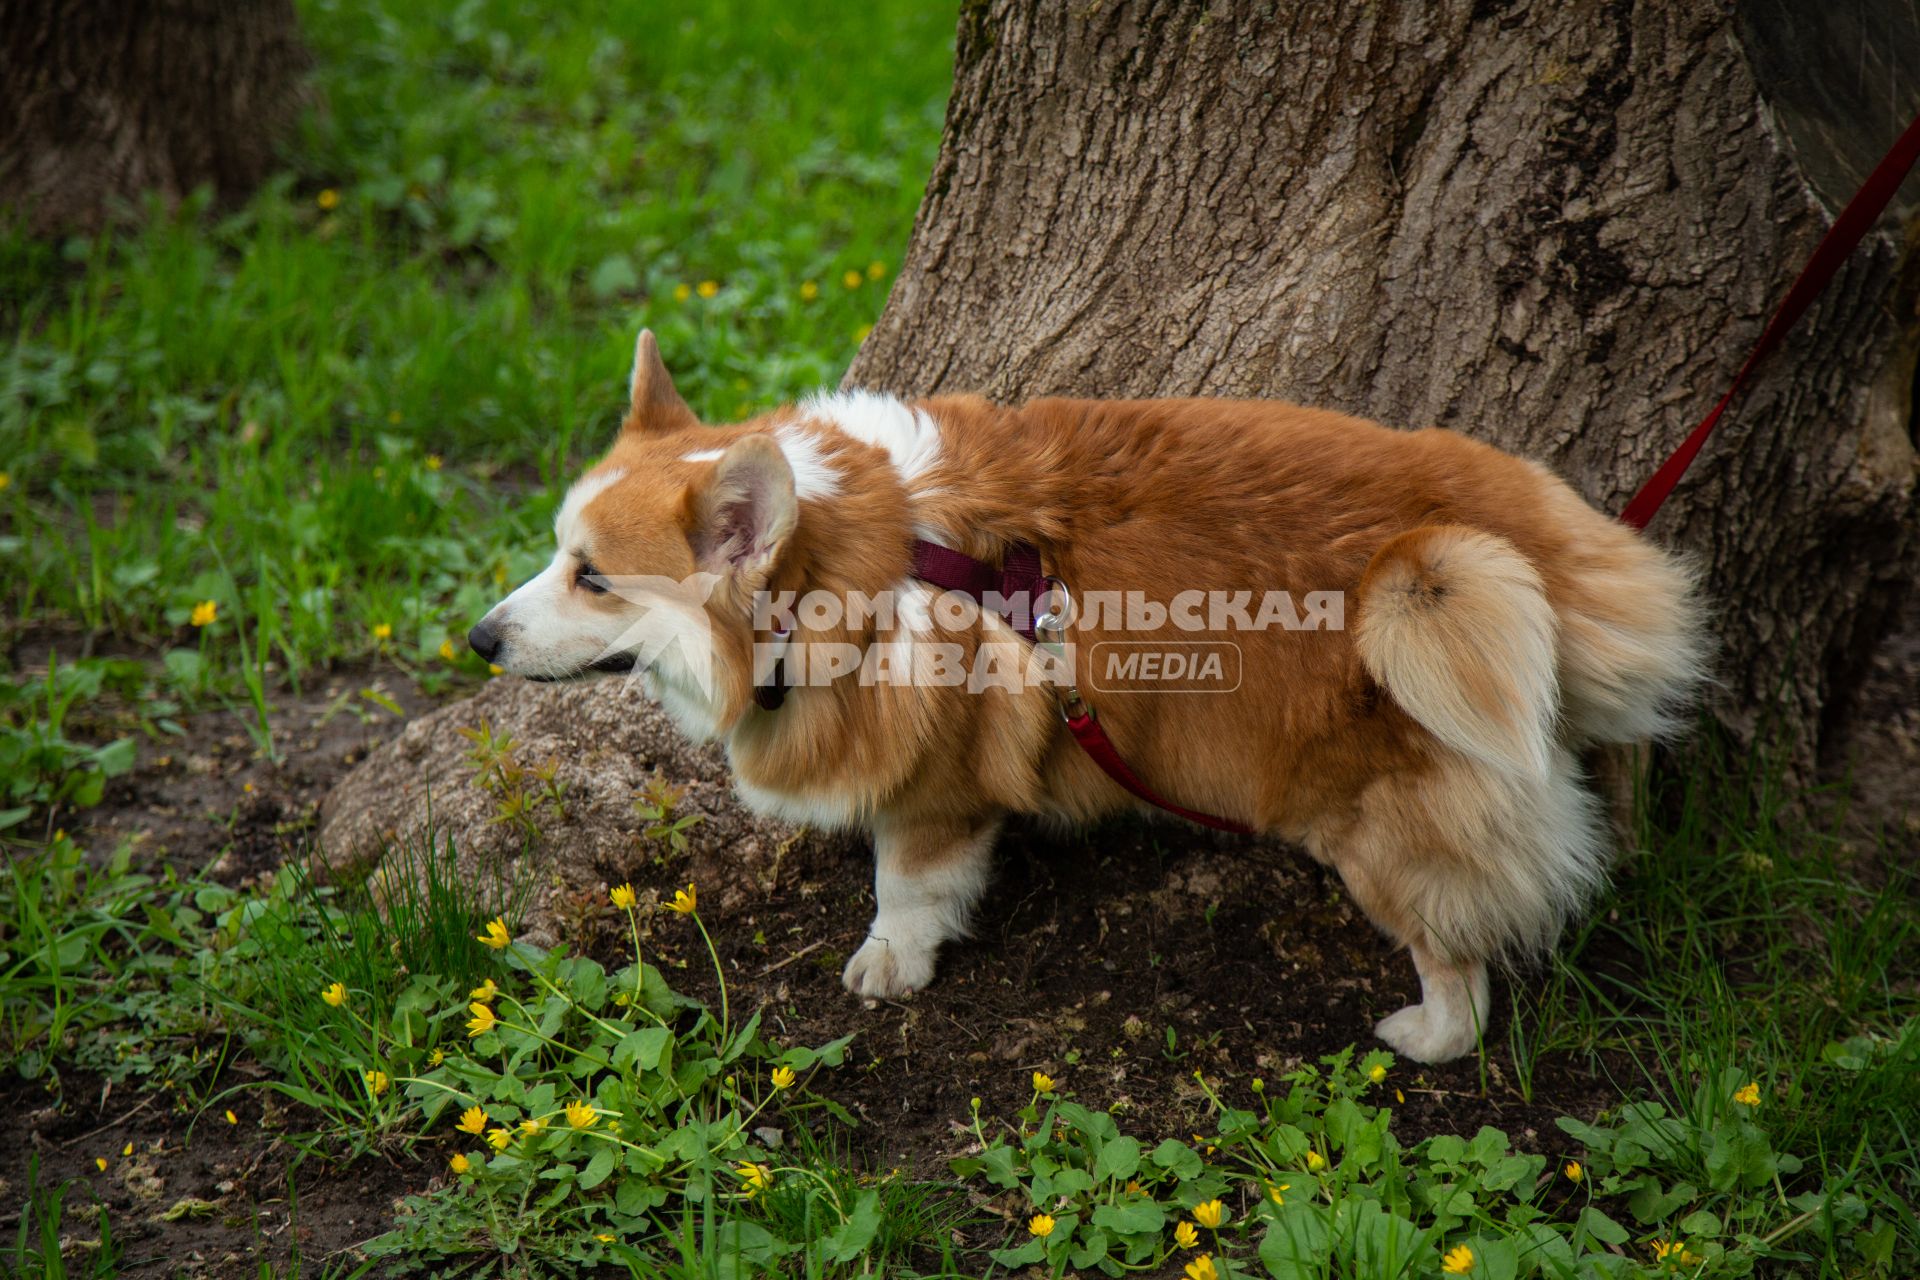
left=1374, top=939, right=1490, bottom=1063
left=843, top=813, right=1001, bottom=1000
left=1316, top=749, right=1608, bottom=1063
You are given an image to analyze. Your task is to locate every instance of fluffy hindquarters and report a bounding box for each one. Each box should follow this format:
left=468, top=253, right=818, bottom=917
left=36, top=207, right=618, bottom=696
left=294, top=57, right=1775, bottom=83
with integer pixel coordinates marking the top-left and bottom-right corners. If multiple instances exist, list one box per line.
left=1315, top=748, right=1609, bottom=1061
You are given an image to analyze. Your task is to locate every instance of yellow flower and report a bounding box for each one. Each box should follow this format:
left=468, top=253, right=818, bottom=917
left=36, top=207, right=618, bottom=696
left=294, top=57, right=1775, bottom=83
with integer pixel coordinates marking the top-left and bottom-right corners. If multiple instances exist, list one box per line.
left=1306, top=1149, right=1328, bottom=1172
left=842, top=269, right=863, bottom=290
left=594, top=1232, right=615, bottom=1243
left=190, top=600, right=218, bottom=627
left=1028, top=1213, right=1055, bottom=1238
left=122, top=1142, right=133, bottom=1157
left=1268, top=1181, right=1290, bottom=1205
left=799, top=280, right=819, bottom=300
left=428, top=1048, right=446, bottom=1066
left=770, top=1066, right=796, bottom=1090
left=735, top=1161, right=772, bottom=1197
left=322, top=981, right=348, bottom=1007
left=439, top=638, right=457, bottom=661
left=486, top=1127, right=511, bottom=1151
left=1192, top=1199, right=1226, bottom=1229
left=0, top=472, right=11, bottom=491
left=1125, top=1179, right=1142, bottom=1195
left=1651, top=1240, right=1703, bottom=1266
left=469, top=978, right=499, bottom=1004
left=489, top=663, right=504, bottom=676
left=565, top=1099, right=598, bottom=1129
left=95, top=1157, right=108, bottom=1172
left=316, top=188, right=340, bottom=210
left=1184, top=1254, right=1217, bottom=1280
left=696, top=280, right=719, bottom=299
left=1174, top=1221, right=1199, bottom=1248
left=1442, top=1244, right=1474, bottom=1274
left=672, top=282, right=691, bottom=302
left=465, top=1001, right=498, bottom=1038
left=1733, top=1081, right=1761, bottom=1107
left=609, top=883, right=636, bottom=909
left=1564, top=1160, right=1583, bottom=1183
left=666, top=883, right=697, bottom=915
left=449, top=1153, right=471, bottom=1174
left=456, top=1105, right=488, bottom=1135
left=1031, top=1070, right=1055, bottom=1094
left=365, top=1070, right=390, bottom=1097
left=520, top=1117, right=546, bottom=1136
left=1395, top=1088, right=1406, bottom=1104
left=1368, top=1063, right=1388, bottom=1084
left=866, top=260, right=887, bottom=281
left=372, top=622, right=393, bottom=640
left=477, top=917, right=511, bottom=949
left=225, top=1109, right=238, bottom=1125
left=425, top=454, right=442, bottom=471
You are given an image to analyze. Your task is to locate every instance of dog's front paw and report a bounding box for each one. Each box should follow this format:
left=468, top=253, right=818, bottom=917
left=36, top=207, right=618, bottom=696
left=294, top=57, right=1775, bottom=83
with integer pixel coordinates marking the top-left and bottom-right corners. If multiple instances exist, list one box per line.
left=1374, top=1002, right=1479, bottom=1063
left=842, top=930, right=937, bottom=1000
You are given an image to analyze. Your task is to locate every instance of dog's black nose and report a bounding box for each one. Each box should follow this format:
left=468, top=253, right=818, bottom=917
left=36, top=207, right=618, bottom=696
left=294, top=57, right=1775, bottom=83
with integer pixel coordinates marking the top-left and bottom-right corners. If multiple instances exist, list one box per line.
left=467, top=621, right=501, bottom=663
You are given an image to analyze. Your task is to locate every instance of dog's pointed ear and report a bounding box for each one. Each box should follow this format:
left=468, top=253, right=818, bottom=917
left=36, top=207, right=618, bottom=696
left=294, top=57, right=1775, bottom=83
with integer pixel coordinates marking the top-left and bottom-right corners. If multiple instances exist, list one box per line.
left=625, top=328, right=699, bottom=435
left=688, top=434, right=796, bottom=581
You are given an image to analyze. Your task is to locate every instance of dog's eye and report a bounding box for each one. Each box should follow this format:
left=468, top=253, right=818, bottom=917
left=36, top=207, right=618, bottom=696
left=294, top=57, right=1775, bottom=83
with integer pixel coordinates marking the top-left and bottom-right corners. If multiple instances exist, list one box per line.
left=576, top=561, right=608, bottom=594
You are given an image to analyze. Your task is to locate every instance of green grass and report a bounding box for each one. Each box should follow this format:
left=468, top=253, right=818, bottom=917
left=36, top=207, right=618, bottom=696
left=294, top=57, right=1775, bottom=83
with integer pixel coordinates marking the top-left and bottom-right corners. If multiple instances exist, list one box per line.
left=1, top=0, right=953, bottom=744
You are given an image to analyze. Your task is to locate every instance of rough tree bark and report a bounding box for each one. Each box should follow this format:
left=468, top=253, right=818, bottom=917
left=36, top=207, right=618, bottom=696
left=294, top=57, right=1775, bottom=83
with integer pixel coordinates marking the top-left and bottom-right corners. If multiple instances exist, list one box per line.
left=0, top=0, right=312, bottom=235
left=850, top=0, right=1920, bottom=769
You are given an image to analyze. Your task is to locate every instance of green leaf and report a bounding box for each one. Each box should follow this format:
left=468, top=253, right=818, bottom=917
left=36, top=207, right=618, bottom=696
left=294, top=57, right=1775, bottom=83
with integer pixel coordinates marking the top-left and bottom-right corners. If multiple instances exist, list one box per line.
left=822, top=1189, right=883, bottom=1262
left=1090, top=1200, right=1165, bottom=1236
left=578, top=1146, right=616, bottom=1190
left=973, top=1143, right=1022, bottom=1190
left=1703, top=1122, right=1777, bottom=1192
left=1152, top=1138, right=1204, bottom=1180
left=1626, top=1177, right=1693, bottom=1224
left=1094, top=1135, right=1141, bottom=1183
left=990, top=1238, right=1046, bottom=1268
left=1576, top=1206, right=1630, bottom=1246
left=612, top=1027, right=672, bottom=1073
left=1069, top=1226, right=1111, bottom=1270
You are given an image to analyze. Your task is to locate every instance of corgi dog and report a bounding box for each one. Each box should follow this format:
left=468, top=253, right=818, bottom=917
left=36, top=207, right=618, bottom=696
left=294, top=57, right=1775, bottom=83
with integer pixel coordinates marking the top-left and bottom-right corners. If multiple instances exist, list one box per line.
left=469, top=329, right=1706, bottom=1063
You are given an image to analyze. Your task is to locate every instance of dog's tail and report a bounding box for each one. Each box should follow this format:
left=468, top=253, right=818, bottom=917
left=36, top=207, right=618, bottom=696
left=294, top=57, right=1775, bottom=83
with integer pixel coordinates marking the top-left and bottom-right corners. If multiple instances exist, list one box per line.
left=1356, top=526, right=1558, bottom=781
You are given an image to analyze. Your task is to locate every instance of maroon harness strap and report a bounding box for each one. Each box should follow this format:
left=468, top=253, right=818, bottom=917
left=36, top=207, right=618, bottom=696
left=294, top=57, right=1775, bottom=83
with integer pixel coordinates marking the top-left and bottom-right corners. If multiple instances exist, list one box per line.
left=911, top=538, right=1254, bottom=834
left=911, top=539, right=1047, bottom=638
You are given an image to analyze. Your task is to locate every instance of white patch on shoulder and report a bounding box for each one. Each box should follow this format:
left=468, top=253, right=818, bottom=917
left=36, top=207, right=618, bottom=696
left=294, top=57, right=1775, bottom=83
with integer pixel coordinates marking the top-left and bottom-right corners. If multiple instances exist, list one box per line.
left=802, top=389, right=942, bottom=486
left=554, top=467, right=626, bottom=544
left=771, top=423, right=842, bottom=502
left=681, top=448, right=724, bottom=463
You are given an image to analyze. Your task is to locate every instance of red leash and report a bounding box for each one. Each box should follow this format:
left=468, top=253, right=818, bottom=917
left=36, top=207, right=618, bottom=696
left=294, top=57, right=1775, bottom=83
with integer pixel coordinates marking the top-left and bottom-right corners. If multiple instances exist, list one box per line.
left=1620, top=110, right=1920, bottom=529
left=1061, top=705, right=1254, bottom=833
left=910, top=111, right=1920, bottom=830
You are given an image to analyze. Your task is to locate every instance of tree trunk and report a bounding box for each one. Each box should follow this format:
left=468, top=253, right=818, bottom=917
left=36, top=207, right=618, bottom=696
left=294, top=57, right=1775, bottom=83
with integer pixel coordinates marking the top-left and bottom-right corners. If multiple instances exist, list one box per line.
left=850, top=0, right=1920, bottom=770
left=0, top=0, right=312, bottom=235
